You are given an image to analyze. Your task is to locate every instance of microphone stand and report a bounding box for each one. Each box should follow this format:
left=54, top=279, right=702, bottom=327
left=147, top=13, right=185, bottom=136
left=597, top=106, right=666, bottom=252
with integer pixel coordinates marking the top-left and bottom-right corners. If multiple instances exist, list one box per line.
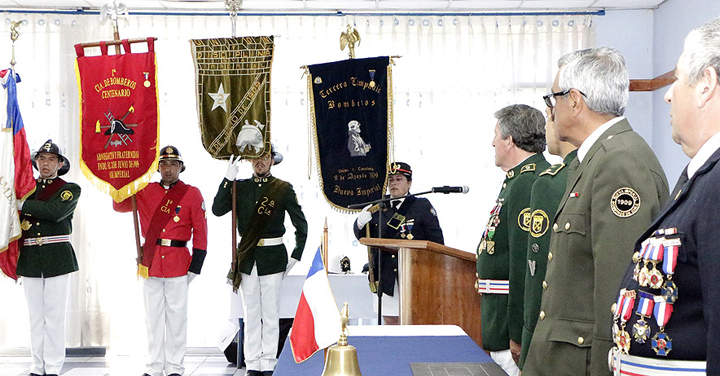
left=350, top=189, right=436, bottom=325
left=347, top=190, right=435, bottom=210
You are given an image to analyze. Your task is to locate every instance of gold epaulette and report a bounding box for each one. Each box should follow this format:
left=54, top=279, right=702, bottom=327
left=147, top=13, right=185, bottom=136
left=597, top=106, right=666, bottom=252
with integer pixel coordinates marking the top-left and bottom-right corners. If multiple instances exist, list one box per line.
left=520, top=163, right=536, bottom=174
left=540, top=162, right=566, bottom=177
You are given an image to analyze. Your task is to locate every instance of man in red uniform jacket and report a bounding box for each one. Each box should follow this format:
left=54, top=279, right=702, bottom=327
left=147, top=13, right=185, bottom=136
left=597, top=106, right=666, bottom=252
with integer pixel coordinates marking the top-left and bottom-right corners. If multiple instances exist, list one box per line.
left=113, top=145, right=208, bottom=376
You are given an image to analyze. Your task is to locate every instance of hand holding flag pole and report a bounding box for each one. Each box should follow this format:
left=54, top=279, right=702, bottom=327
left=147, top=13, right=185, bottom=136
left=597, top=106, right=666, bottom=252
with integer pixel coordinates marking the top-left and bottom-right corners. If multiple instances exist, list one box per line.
left=0, top=26, right=36, bottom=280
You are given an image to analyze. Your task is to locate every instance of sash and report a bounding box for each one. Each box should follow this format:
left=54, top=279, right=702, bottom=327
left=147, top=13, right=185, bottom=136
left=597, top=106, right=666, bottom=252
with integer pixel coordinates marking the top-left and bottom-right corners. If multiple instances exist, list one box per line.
left=14, top=178, right=69, bottom=273
left=139, top=181, right=190, bottom=278
left=227, top=178, right=289, bottom=292
left=36, top=178, right=67, bottom=201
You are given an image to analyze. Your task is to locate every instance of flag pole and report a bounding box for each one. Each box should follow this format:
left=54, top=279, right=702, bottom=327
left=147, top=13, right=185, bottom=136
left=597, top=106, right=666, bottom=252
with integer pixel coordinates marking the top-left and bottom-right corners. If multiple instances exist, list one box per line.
left=322, top=217, right=329, bottom=362
left=99, top=3, right=144, bottom=272
left=231, top=180, right=237, bottom=270
left=131, top=196, right=143, bottom=266
left=322, top=217, right=329, bottom=270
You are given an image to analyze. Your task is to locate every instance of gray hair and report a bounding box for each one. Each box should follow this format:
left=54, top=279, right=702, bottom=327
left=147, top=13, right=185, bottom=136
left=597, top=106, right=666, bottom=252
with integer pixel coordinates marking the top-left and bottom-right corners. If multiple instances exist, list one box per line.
left=557, top=47, right=629, bottom=117
left=494, top=104, right=546, bottom=153
left=683, top=17, right=720, bottom=86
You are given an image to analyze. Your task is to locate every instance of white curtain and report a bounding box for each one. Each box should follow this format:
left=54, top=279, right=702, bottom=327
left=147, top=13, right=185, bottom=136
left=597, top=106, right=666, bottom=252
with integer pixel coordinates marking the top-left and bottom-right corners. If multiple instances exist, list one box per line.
left=0, top=12, right=593, bottom=352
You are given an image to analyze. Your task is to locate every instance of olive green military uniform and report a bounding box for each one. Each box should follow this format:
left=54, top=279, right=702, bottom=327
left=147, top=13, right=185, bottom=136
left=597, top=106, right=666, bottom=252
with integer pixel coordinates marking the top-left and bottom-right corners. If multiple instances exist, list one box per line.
left=476, top=153, right=550, bottom=351
left=212, top=175, right=308, bottom=275
left=523, top=120, right=668, bottom=376
left=519, top=150, right=577, bottom=369
left=17, top=178, right=81, bottom=277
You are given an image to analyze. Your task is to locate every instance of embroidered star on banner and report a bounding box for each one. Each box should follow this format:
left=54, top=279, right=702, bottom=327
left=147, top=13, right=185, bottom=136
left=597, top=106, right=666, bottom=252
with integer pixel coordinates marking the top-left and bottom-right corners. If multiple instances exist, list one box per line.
left=208, top=83, right=230, bottom=112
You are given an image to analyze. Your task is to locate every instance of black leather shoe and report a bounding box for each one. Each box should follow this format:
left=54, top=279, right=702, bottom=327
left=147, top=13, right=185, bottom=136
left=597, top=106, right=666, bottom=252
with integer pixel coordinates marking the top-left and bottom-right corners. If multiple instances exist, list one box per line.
left=245, top=371, right=263, bottom=376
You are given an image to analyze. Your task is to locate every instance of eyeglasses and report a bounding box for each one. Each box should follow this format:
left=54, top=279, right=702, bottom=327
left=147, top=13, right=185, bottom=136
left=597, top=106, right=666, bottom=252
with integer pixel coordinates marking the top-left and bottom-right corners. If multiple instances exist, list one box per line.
left=542, top=88, right=587, bottom=108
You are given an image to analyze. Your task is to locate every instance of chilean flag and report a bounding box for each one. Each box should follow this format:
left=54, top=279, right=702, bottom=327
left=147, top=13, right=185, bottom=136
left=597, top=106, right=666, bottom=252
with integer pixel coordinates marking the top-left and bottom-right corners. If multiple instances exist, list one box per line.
left=289, top=247, right=342, bottom=363
left=0, top=68, right=35, bottom=280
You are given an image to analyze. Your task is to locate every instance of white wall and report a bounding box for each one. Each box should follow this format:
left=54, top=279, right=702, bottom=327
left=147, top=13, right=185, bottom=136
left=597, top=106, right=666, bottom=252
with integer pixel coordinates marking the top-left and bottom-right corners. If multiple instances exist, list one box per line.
left=592, top=2, right=720, bottom=187
left=651, top=0, right=720, bottom=185
left=595, top=10, right=656, bottom=147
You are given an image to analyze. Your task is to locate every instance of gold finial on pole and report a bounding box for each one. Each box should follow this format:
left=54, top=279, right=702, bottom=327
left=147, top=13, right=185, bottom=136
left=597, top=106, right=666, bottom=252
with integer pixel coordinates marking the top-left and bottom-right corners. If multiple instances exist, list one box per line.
left=10, top=20, right=21, bottom=68
left=100, top=0, right=128, bottom=54
left=340, top=24, right=361, bottom=59
left=225, top=0, right=243, bottom=38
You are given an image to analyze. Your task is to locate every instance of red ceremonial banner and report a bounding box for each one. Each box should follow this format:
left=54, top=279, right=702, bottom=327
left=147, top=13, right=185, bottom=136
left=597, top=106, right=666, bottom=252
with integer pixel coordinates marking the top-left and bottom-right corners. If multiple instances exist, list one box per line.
left=75, top=39, right=160, bottom=203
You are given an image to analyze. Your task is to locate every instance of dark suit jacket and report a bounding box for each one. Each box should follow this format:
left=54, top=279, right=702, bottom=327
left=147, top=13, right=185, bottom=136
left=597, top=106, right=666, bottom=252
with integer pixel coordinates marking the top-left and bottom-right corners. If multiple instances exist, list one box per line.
left=353, top=195, right=443, bottom=296
left=523, top=119, right=668, bottom=376
left=614, top=146, right=720, bottom=374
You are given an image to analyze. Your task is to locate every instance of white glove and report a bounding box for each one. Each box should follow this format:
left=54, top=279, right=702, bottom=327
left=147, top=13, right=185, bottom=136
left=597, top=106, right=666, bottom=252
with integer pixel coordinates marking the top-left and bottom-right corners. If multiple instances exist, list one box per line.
left=356, top=204, right=372, bottom=230
left=225, top=154, right=240, bottom=181
left=187, top=272, right=197, bottom=284
left=16, top=199, right=25, bottom=211
left=284, top=258, right=298, bottom=278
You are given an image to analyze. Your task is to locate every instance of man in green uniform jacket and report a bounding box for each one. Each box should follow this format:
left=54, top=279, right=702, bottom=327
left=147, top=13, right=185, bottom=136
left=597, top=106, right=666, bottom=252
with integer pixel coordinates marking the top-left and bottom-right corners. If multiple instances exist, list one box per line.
left=522, top=47, right=668, bottom=376
left=476, top=104, right=549, bottom=376
left=213, top=146, right=307, bottom=376
left=16, top=140, right=81, bottom=376
left=519, top=107, right=577, bottom=369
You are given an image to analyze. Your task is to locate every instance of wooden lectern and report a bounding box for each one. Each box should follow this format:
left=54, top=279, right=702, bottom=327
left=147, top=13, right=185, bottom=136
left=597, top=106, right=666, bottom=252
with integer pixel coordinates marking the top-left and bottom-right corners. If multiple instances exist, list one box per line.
left=359, top=238, right=482, bottom=347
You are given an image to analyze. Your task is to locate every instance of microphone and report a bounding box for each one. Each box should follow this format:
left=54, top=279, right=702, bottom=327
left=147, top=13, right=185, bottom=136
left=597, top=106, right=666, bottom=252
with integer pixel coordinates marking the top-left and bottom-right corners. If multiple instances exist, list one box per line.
left=431, top=186, right=469, bottom=194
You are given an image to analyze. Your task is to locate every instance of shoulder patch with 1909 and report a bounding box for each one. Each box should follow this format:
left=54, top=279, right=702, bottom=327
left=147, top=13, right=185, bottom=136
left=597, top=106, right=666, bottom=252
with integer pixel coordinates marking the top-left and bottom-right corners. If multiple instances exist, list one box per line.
left=611, top=187, right=641, bottom=218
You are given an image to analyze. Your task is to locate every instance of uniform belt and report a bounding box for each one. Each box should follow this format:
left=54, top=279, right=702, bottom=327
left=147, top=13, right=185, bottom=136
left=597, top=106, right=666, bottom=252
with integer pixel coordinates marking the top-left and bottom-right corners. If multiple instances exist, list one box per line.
left=23, top=235, right=71, bottom=247
left=257, top=237, right=283, bottom=247
left=609, top=348, right=706, bottom=376
left=475, top=279, right=509, bottom=294
left=156, top=239, right=188, bottom=247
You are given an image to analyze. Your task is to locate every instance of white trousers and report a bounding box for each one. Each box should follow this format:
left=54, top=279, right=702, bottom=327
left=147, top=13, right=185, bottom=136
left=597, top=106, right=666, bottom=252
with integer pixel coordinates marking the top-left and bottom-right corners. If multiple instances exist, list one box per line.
left=240, top=266, right=283, bottom=372
left=491, top=349, right=520, bottom=376
left=23, top=274, right=71, bottom=376
left=143, top=276, right=189, bottom=376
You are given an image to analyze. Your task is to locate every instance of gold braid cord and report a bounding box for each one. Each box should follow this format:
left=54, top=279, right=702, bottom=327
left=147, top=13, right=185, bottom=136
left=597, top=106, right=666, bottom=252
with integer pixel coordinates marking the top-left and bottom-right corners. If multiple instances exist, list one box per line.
left=306, top=67, right=314, bottom=181
left=386, top=60, right=395, bottom=181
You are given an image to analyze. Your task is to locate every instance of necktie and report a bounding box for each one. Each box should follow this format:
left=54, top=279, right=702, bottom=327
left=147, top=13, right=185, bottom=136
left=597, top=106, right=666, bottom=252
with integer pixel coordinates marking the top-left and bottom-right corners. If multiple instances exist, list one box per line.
left=670, top=167, right=689, bottom=201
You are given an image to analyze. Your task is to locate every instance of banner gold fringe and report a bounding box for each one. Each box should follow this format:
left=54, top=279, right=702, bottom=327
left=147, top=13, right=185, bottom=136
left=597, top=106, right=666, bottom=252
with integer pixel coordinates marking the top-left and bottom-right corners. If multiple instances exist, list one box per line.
left=307, top=59, right=394, bottom=214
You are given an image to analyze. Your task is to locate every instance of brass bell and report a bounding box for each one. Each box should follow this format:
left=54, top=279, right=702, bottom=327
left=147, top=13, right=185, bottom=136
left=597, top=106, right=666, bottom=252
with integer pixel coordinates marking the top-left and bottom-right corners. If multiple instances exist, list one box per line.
left=321, top=303, right=362, bottom=376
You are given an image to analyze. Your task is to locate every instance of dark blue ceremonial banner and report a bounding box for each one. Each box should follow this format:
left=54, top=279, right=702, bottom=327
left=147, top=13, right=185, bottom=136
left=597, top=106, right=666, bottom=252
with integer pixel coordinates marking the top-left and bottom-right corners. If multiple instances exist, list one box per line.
left=308, top=56, right=391, bottom=211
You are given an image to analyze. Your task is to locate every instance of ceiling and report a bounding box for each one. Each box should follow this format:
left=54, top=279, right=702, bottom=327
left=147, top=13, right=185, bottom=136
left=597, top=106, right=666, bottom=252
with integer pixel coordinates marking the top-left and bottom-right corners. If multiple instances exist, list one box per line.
left=0, top=0, right=669, bottom=14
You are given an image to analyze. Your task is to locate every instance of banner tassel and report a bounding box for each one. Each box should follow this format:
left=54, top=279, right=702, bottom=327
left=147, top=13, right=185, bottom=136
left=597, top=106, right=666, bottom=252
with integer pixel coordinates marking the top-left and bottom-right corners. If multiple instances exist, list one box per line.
left=137, top=264, right=149, bottom=279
